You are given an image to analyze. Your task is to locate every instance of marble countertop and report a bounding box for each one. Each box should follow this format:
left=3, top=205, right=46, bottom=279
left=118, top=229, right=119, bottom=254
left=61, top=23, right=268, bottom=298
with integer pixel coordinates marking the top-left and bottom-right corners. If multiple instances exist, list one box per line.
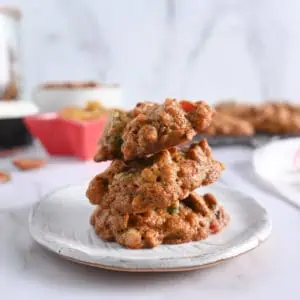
left=2, top=0, right=300, bottom=106
left=0, top=145, right=299, bottom=299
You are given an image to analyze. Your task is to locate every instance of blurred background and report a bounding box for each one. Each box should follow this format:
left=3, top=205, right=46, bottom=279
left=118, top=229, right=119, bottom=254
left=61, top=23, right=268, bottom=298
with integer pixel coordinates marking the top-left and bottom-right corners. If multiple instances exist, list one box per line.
left=1, top=0, right=300, bottom=107
left=1, top=2, right=299, bottom=296
left=1, top=0, right=300, bottom=161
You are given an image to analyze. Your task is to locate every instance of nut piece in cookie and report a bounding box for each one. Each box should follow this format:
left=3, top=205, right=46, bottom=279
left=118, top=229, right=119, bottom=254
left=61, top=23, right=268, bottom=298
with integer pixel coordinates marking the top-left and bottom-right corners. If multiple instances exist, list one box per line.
left=87, top=139, right=224, bottom=214
left=94, top=98, right=214, bottom=162
left=12, top=158, right=47, bottom=170
left=90, top=192, right=229, bottom=249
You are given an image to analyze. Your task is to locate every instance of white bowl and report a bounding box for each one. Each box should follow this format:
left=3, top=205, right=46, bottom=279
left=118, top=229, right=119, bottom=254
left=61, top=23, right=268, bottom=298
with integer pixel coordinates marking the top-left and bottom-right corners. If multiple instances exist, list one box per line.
left=33, top=82, right=122, bottom=112
left=0, top=101, right=38, bottom=119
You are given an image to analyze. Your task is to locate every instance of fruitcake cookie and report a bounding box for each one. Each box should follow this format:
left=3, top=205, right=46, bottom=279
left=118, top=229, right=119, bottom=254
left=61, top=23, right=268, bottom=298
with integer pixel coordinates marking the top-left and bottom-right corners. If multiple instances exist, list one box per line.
left=94, top=98, right=214, bottom=161
left=90, top=192, right=229, bottom=249
left=87, top=139, right=224, bottom=214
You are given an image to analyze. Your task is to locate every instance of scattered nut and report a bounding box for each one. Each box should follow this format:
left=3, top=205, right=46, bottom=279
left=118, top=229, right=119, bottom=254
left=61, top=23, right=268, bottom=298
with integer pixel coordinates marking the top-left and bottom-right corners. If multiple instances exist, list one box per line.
left=12, top=158, right=47, bottom=171
left=0, top=171, right=11, bottom=183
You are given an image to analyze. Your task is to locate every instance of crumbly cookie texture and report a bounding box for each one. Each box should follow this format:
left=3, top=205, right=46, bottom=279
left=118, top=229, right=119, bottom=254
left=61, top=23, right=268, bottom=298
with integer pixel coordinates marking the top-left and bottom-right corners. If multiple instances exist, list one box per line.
left=216, top=101, right=300, bottom=134
left=90, top=192, right=229, bottom=249
left=87, top=139, right=224, bottom=214
left=94, top=98, right=214, bottom=162
left=94, top=109, right=133, bottom=161
left=204, top=112, right=254, bottom=136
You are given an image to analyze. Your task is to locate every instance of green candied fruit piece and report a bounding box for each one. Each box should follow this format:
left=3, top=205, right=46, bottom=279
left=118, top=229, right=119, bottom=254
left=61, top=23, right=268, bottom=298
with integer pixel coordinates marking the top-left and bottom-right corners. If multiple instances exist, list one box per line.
left=167, top=205, right=179, bottom=215
left=113, top=134, right=123, bottom=157
left=114, top=134, right=123, bottom=148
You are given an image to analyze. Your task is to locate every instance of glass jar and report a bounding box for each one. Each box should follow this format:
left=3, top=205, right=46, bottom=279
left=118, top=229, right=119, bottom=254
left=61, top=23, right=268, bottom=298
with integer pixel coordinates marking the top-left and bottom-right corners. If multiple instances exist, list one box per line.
left=0, top=7, right=20, bottom=101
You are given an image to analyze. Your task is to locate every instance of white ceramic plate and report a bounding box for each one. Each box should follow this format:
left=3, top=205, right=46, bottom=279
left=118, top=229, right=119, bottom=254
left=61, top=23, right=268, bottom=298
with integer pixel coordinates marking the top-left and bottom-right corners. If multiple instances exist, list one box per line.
left=29, top=184, right=271, bottom=272
left=253, top=137, right=300, bottom=208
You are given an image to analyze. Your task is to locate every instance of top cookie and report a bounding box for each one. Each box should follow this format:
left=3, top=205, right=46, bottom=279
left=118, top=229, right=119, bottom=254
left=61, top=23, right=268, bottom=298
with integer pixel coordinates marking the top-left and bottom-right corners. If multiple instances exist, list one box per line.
left=94, top=98, right=214, bottom=161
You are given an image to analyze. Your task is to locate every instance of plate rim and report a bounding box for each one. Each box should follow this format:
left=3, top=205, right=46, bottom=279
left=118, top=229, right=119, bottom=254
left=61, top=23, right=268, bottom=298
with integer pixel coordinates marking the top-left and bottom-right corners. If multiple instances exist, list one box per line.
left=47, top=247, right=258, bottom=272
left=28, top=184, right=272, bottom=272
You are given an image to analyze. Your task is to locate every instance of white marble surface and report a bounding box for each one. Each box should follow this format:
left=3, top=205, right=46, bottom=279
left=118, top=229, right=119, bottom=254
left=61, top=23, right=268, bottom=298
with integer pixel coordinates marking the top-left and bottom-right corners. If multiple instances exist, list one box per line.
left=1, top=0, right=300, bottom=107
left=0, top=145, right=299, bottom=299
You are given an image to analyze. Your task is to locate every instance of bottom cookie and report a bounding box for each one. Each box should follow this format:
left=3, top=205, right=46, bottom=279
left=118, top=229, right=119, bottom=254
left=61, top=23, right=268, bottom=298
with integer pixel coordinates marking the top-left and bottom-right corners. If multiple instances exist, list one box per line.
left=90, top=192, right=229, bottom=249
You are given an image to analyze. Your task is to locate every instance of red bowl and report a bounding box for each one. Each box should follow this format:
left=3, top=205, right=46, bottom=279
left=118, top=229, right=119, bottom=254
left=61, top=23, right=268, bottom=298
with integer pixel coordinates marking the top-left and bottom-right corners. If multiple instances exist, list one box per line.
left=24, top=113, right=107, bottom=160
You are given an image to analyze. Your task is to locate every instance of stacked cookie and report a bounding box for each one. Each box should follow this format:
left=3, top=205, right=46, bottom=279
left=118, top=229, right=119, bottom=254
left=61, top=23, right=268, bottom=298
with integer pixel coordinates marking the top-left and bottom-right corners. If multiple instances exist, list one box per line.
left=86, top=99, right=229, bottom=248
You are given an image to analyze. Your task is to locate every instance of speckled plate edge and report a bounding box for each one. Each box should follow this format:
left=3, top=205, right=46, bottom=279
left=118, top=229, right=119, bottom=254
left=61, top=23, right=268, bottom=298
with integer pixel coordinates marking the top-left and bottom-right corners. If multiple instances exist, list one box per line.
left=28, top=184, right=272, bottom=272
